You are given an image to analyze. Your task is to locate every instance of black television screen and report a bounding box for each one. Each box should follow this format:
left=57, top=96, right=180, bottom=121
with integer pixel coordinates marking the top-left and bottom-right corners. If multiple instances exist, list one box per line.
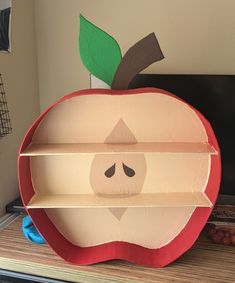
left=129, top=74, right=235, bottom=196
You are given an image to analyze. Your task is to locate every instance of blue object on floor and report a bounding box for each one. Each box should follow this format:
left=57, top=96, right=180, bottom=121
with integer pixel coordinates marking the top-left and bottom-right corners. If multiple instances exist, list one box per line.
left=22, top=215, right=45, bottom=244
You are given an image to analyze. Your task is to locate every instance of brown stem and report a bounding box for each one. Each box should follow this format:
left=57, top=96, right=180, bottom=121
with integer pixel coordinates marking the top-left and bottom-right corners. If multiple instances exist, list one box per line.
left=111, top=33, right=164, bottom=90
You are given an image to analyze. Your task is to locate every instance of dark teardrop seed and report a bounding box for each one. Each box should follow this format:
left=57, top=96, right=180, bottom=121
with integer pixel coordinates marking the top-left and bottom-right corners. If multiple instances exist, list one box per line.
left=122, top=163, right=135, bottom=177
left=104, top=164, right=116, bottom=178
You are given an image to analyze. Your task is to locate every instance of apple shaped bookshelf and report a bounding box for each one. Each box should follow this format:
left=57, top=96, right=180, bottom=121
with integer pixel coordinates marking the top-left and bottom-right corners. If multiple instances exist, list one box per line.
left=18, top=16, right=221, bottom=267
left=18, top=88, right=221, bottom=267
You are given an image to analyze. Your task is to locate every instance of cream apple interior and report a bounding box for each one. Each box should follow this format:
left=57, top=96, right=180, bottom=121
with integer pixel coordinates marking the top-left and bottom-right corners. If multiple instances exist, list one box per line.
left=24, top=91, right=215, bottom=249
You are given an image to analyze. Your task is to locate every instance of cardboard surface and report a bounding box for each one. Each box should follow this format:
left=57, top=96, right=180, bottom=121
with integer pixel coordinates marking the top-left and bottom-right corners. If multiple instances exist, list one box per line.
left=111, top=33, right=164, bottom=89
left=18, top=88, right=221, bottom=267
left=27, top=192, right=212, bottom=208
left=21, top=142, right=217, bottom=156
left=90, top=74, right=110, bottom=89
left=90, top=153, right=147, bottom=197
left=104, top=118, right=137, bottom=144
left=45, top=206, right=196, bottom=249
left=79, top=15, right=121, bottom=86
left=29, top=154, right=211, bottom=195
left=79, top=16, right=164, bottom=90
left=31, top=92, right=209, bottom=143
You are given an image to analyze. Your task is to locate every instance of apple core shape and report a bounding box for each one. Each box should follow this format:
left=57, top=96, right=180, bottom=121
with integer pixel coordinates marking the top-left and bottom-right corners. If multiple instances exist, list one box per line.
left=90, top=118, right=147, bottom=220
left=18, top=88, right=221, bottom=267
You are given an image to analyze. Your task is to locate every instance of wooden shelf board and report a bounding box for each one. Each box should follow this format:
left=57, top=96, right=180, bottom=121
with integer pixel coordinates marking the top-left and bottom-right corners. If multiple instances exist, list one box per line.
left=27, top=192, right=212, bottom=208
left=1, top=215, right=234, bottom=283
left=20, top=142, right=217, bottom=156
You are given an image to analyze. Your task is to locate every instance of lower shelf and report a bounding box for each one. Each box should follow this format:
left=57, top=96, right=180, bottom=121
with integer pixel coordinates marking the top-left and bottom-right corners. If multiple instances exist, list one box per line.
left=20, top=142, right=217, bottom=156
left=27, top=192, right=212, bottom=208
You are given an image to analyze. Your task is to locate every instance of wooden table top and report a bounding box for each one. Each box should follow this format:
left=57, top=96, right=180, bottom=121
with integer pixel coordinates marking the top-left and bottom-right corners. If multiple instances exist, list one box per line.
left=0, top=214, right=234, bottom=283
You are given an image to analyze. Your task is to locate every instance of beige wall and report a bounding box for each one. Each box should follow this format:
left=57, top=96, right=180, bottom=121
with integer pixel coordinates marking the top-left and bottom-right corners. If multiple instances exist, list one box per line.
left=0, top=0, right=39, bottom=216
left=0, top=0, right=235, bottom=216
left=34, top=0, right=235, bottom=110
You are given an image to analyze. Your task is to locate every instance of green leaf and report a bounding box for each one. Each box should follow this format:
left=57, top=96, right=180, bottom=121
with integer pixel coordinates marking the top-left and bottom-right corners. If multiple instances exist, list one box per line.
left=79, top=15, right=122, bottom=86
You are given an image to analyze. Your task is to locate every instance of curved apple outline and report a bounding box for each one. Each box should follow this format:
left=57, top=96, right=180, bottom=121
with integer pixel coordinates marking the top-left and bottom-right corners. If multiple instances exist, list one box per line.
left=18, top=87, right=221, bottom=267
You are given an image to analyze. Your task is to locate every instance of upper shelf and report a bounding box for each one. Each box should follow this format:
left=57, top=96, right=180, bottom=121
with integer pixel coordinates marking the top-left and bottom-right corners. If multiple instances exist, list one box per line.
left=27, top=192, right=212, bottom=208
left=20, top=142, right=217, bottom=156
